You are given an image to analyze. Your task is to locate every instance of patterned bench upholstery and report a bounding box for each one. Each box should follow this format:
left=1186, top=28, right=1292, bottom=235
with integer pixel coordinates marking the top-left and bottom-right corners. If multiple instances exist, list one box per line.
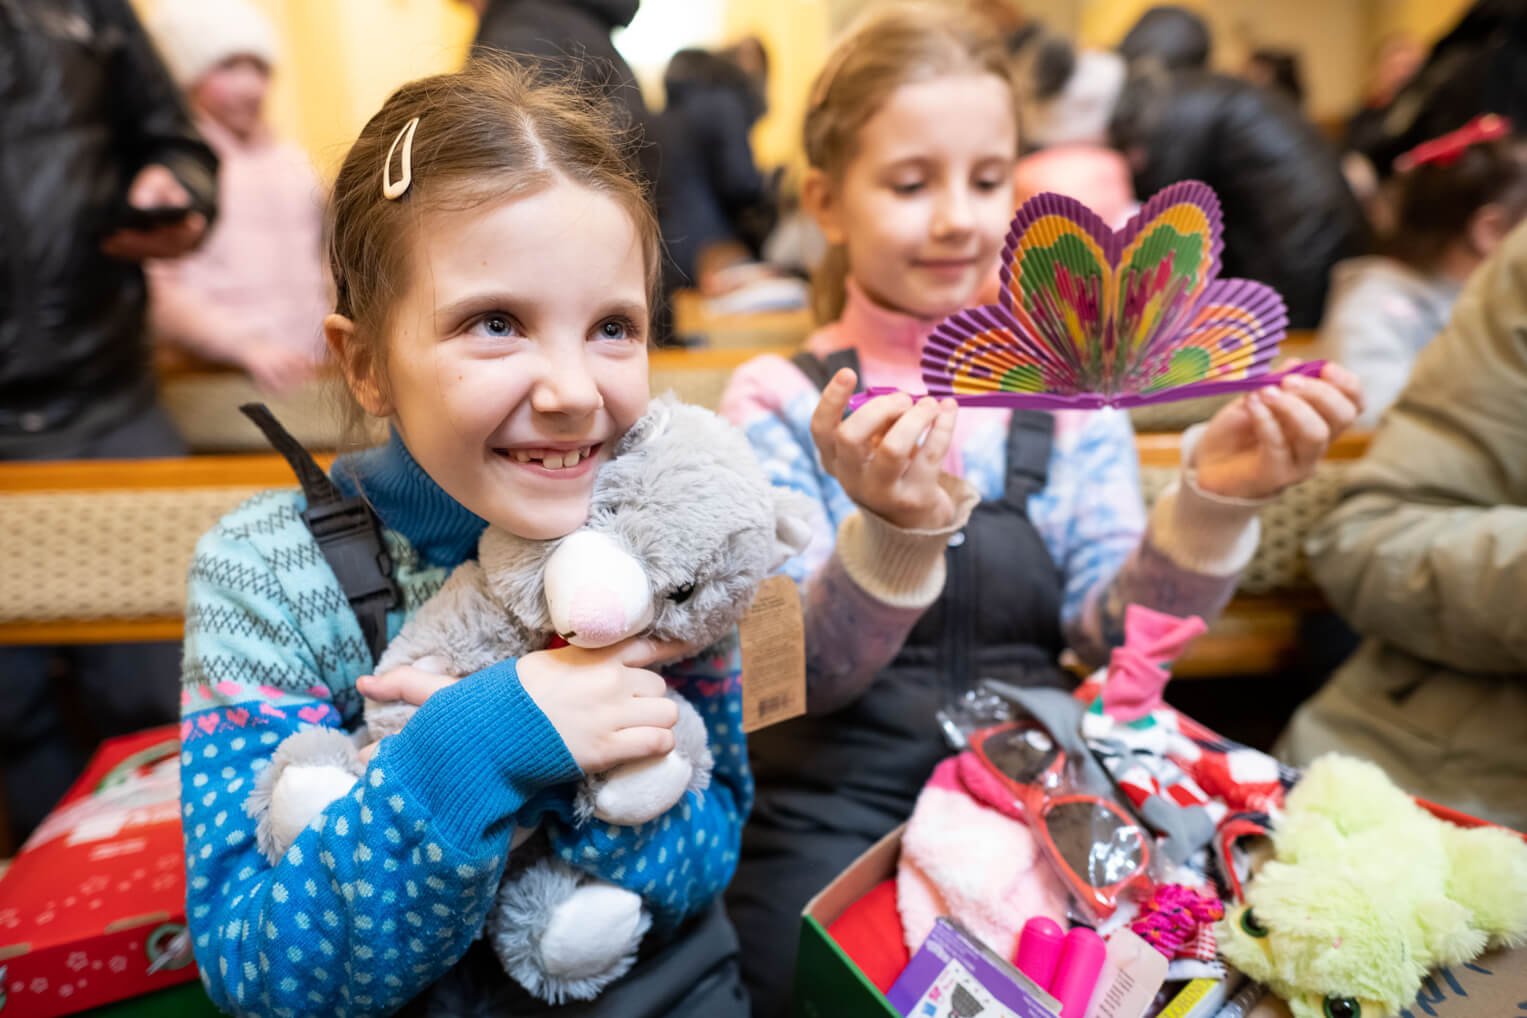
left=0, top=430, right=1369, bottom=676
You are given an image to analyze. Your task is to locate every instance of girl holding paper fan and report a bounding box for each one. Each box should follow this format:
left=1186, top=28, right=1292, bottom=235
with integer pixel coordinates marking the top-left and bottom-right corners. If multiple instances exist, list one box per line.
left=716, top=5, right=1362, bottom=1015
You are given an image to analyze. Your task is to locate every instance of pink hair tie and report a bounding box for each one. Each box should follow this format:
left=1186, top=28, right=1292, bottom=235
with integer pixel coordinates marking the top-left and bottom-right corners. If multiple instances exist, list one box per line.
left=1395, top=113, right=1512, bottom=173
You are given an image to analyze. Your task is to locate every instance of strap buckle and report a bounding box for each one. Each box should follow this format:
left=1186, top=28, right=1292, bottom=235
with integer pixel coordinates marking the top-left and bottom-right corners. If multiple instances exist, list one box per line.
left=302, top=497, right=401, bottom=610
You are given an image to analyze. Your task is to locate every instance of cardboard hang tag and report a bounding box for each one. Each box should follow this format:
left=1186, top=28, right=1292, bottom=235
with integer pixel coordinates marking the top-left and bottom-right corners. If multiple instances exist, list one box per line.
left=737, top=574, right=807, bottom=732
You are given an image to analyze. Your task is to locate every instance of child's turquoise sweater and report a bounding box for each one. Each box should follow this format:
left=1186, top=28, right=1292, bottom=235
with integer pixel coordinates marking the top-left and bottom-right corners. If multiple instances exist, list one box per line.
left=179, top=432, right=752, bottom=1017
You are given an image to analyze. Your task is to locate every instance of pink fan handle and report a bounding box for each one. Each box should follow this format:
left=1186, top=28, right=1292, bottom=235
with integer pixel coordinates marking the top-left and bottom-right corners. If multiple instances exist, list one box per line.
left=844, top=360, right=1328, bottom=412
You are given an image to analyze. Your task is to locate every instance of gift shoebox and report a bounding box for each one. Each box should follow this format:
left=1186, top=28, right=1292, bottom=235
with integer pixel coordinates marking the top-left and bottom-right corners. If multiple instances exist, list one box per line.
left=0, top=726, right=219, bottom=1018
left=793, top=820, right=1527, bottom=1018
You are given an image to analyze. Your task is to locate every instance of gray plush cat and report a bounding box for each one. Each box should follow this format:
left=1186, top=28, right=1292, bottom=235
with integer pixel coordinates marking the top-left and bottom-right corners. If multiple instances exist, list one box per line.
left=244, top=394, right=813, bottom=1003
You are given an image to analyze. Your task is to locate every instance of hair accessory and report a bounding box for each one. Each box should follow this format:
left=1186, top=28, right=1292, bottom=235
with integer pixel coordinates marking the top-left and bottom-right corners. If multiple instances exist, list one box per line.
left=383, top=117, right=421, bottom=200
left=1395, top=113, right=1512, bottom=173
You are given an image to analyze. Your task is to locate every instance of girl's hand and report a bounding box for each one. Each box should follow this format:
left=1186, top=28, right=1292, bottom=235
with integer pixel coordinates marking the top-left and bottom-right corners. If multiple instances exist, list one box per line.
left=1194, top=362, right=1364, bottom=500
left=355, top=665, right=459, bottom=763
left=518, top=638, right=696, bottom=775
left=810, top=368, right=959, bottom=530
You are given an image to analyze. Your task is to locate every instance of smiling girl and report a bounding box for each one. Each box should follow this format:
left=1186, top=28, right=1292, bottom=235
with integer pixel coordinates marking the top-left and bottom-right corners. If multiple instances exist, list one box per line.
left=716, top=6, right=1362, bottom=1014
left=178, top=62, right=751, bottom=1017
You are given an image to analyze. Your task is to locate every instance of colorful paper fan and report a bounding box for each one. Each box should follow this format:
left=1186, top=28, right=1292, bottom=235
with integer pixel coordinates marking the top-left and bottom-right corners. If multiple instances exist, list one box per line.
left=851, top=181, right=1322, bottom=411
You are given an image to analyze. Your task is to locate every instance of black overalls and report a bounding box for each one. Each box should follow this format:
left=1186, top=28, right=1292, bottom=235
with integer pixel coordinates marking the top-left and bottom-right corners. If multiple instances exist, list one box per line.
left=725, top=352, right=1070, bottom=1018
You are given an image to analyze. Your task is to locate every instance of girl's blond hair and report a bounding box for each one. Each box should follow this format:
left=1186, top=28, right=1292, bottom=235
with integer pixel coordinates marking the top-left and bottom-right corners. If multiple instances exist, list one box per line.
left=803, top=2, right=1017, bottom=322
left=325, top=56, right=660, bottom=441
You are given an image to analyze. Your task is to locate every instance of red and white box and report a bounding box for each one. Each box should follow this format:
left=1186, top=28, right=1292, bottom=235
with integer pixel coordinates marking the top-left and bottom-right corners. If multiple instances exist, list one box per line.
left=0, top=727, right=200, bottom=1017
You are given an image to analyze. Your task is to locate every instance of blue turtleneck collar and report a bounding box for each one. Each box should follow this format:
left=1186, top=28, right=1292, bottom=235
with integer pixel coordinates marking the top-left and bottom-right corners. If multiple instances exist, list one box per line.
left=331, top=429, right=487, bottom=569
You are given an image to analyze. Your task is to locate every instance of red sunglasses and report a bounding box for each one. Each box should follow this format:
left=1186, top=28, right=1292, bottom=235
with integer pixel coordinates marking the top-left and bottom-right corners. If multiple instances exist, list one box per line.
left=970, top=721, right=1153, bottom=919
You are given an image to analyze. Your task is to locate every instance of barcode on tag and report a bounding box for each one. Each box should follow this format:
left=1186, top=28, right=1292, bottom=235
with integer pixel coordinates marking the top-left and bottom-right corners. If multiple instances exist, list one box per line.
left=738, top=574, right=807, bottom=732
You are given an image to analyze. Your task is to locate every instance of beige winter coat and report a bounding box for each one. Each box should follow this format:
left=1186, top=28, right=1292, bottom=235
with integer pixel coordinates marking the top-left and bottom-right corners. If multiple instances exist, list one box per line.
left=1281, top=219, right=1527, bottom=832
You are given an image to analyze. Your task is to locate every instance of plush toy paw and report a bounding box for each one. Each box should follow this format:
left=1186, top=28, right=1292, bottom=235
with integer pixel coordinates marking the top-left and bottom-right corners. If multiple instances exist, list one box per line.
left=576, top=690, right=713, bottom=825
left=243, top=726, right=363, bottom=863
left=490, top=857, right=650, bottom=1003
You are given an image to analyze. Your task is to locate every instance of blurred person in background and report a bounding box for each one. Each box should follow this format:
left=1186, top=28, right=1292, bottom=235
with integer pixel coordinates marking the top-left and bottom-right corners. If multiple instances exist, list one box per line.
left=1243, top=47, right=1305, bottom=111
left=1344, top=32, right=1424, bottom=164
left=1358, top=0, right=1527, bottom=182
left=656, top=46, right=783, bottom=302
left=460, top=0, right=651, bottom=172
left=1110, top=6, right=1367, bottom=329
left=1118, top=4, right=1210, bottom=73
left=1010, top=30, right=1136, bottom=227
left=0, top=0, right=217, bottom=841
left=145, top=0, right=328, bottom=395
left=1317, top=117, right=1527, bottom=427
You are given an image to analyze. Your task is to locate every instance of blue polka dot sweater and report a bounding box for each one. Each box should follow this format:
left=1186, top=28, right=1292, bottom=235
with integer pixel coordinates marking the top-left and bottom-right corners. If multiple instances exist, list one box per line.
left=179, top=431, right=753, bottom=1017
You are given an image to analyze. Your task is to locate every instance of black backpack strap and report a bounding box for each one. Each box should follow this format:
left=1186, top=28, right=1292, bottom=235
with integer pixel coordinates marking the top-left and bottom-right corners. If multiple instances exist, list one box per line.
left=790, top=349, right=863, bottom=393
left=240, top=404, right=400, bottom=665
left=1002, top=409, right=1054, bottom=506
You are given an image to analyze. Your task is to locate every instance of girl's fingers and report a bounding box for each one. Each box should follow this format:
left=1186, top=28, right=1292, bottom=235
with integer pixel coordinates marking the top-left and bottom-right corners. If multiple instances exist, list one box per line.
left=916, top=399, right=959, bottom=468
left=621, top=694, right=681, bottom=731
left=870, top=397, right=941, bottom=475
left=618, top=637, right=702, bottom=671
left=809, top=369, right=859, bottom=462
left=1261, top=385, right=1328, bottom=465
left=606, top=726, right=677, bottom=763
left=1245, top=390, right=1287, bottom=462
left=1283, top=374, right=1358, bottom=434
left=836, top=392, right=913, bottom=454
left=1318, top=361, right=1364, bottom=408
left=356, top=666, right=457, bottom=707
left=618, top=665, right=670, bottom=700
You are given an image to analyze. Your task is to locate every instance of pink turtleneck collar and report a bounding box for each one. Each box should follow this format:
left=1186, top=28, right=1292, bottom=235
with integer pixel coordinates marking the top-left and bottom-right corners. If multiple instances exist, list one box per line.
left=804, top=280, right=938, bottom=395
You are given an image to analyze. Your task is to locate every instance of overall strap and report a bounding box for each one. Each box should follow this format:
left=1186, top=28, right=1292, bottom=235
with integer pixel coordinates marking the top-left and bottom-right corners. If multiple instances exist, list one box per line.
left=240, top=404, right=399, bottom=665
left=790, top=349, right=862, bottom=393
left=1002, top=409, right=1054, bottom=506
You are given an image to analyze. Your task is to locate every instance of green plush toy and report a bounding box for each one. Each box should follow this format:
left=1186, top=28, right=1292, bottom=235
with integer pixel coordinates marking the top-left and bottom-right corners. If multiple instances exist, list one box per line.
left=1216, top=754, right=1527, bottom=1018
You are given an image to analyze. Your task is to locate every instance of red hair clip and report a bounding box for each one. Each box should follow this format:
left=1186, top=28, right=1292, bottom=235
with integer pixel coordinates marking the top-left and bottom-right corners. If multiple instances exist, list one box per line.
left=1395, top=114, right=1512, bottom=173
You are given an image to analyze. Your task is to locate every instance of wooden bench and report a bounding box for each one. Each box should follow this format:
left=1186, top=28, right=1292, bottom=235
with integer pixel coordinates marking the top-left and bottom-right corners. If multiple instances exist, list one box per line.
left=0, top=428, right=1371, bottom=678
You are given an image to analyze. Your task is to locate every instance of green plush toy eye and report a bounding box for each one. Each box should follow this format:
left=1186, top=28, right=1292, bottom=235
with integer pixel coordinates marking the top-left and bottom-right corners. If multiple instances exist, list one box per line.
left=1322, top=997, right=1360, bottom=1018
left=1239, top=908, right=1269, bottom=938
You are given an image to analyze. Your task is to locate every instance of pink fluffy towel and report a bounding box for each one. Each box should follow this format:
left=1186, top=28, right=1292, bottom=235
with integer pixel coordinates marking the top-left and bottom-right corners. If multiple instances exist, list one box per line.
left=897, top=755, right=1070, bottom=958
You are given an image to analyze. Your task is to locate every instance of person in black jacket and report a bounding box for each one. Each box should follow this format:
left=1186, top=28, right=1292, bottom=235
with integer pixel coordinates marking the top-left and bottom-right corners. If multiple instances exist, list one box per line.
left=1118, top=5, right=1210, bottom=73
left=462, top=0, right=651, bottom=170
left=0, top=0, right=217, bottom=457
left=1110, top=67, right=1368, bottom=330
left=0, top=0, right=218, bottom=842
left=655, top=48, right=773, bottom=294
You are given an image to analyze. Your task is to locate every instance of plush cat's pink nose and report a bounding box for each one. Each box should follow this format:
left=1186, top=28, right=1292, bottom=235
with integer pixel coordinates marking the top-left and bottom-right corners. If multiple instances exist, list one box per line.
left=566, top=587, right=627, bottom=646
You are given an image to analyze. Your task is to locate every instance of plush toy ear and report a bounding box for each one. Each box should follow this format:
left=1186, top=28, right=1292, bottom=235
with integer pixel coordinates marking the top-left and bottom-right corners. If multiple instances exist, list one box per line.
left=616, top=393, right=676, bottom=457
left=770, top=489, right=815, bottom=569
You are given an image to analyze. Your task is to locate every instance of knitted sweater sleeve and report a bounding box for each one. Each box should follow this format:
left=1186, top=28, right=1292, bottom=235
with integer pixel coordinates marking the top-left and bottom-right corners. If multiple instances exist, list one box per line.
left=180, top=506, right=579, bottom=1018
left=1036, top=412, right=1259, bottom=666
left=537, top=633, right=753, bottom=934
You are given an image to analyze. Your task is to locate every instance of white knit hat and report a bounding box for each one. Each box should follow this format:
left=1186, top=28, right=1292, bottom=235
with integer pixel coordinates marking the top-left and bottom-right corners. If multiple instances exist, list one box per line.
left=1018, top=49, right=1127, bottom=150
left=147, top=0, right=280, bottom=88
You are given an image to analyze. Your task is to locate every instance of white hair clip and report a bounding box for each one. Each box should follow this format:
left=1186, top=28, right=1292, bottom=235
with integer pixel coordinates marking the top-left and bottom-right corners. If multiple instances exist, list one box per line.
left=382, top=117, right=420, bottom=200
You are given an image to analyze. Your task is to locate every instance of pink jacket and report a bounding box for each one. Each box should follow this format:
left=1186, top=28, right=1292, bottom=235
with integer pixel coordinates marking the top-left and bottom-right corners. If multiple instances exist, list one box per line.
left=149, top=117, right=328, bottom=362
